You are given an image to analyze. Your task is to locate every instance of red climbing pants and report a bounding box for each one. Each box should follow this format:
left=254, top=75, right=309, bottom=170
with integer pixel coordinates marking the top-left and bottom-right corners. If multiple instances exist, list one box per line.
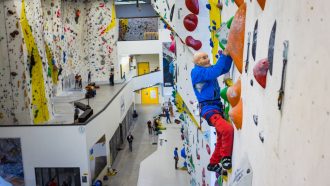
left=208, top=113, right=234, bottom=165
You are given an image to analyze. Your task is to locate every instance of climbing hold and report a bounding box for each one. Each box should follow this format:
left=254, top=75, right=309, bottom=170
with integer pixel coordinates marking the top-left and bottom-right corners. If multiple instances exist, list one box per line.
left=216, top=16, right=233, bottom=50
left=206, top=144, right=211, bottom=155
left=227, top=3, right=246, bottom=73
left=234, top=0, right=244, bottom=7
left=183, top=14, right=198, bottom=32
left=224, top=78, right=233, bottom=87
left=257, top=0, right=266, bottom=10
left=250, top=79, right=253, bottom=86
left=229, top=98, right=243, bottom=129
left=185, top=0, right=199, bottom=15
left=252, top=20, right=258, bottom=61
left=220, top=87, right=229, bottom=102
left=268, top=21, right=277, bottom=75
left=206, top=4, right=211, bottom=10
left=253, top=115, right=258, bottom=126
left=170, top=4, right=175, bottom=22
left=253, top=58, right=269, bottom=88
left=185, top=36, right=202, bottom=50
left=227, top=78, right=241, bottom=107
left=169, top=40, right=176, bottom=53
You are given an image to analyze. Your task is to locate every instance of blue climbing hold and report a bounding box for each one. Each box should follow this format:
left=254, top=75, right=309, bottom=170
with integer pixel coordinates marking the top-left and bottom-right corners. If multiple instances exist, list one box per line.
left=212, top=20, right=217, bottom=25
left=212, top=26, right=217, bottom=30
left=206, top=4, right=211, bottom=10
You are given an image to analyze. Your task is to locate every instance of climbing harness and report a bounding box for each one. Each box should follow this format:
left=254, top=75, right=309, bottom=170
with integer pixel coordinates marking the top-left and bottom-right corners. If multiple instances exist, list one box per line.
left=278, top=40, right=289, bottom=110
left=245, top=32, right=251, bottom=73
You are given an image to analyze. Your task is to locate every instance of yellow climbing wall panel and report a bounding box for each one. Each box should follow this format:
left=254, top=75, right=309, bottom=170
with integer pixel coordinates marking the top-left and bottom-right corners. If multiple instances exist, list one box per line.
left=208, top=0, right=221, bottom=64
left=175, top=92, right=200, bottom=129
left=45, top=43, right=58, bottom=85
left=20, top=0, right=49, bottom=124
left=101, top=2, right=116, bottom=35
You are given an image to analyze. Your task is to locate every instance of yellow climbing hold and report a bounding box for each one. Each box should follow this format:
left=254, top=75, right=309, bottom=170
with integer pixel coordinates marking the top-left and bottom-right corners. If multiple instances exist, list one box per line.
left=100, top=2, right=116, bottom=36
left=21, top=0, right=50, bottom=124
left=208, top=0, right=221, bottom=64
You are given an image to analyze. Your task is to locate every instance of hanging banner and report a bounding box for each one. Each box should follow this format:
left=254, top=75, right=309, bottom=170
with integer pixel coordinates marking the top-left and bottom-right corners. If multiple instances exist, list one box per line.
left=163, top=42, right=175, bottom=87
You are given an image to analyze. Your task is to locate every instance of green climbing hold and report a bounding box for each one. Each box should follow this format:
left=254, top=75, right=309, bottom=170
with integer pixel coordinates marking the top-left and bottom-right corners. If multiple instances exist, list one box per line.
left=220, top=87, right=228, bottom=102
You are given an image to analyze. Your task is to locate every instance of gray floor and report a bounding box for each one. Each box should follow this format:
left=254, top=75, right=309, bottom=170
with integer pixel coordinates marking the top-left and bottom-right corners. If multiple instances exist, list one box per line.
left=47, top=83, right=125, bottom=124
left=106, top=104, right=161, bottom=186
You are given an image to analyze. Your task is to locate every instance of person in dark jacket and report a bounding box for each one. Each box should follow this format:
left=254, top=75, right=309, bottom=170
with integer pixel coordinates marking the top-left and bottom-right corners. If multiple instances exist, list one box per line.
left=191, top=50, right=234, bottom=174
left=127, top=133, right=134, bottom=152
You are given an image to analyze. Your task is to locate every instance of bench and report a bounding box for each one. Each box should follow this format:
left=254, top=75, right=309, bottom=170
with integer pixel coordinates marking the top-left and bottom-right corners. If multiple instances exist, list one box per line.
left=78, top=109, right=93, bottom=123
left=74, top=101, right=91, bottom=111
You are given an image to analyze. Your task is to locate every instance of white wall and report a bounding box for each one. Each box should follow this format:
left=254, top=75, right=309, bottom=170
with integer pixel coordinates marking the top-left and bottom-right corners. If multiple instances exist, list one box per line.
left=0, top=78, right=136, bottom=186
left=0, top=126, right=88, bottom=186
left=135, top=54, right=160, bottom=72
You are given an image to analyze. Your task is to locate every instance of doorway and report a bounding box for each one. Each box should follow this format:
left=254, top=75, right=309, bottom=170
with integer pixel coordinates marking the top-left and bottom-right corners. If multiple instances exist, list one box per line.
left=141, top=87, right=159, bottom=104
left=137, top=62, right=150, bottom=76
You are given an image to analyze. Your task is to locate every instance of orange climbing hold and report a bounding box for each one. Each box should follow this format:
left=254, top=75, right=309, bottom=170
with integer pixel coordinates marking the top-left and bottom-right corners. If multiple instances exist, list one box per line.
left=257, top=0, right=266, bottom=10
left=226, top=3, right=246, bottom=73
left=227, top=78, right=241, bottom=107
left=234, top=0, right=244, bottom=7
left=229, top=98, right=243, bottom=130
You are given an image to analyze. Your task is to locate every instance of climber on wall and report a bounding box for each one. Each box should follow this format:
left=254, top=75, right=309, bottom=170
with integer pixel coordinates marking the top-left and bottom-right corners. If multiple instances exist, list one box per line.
left=190, top=50, right=234, bottom=174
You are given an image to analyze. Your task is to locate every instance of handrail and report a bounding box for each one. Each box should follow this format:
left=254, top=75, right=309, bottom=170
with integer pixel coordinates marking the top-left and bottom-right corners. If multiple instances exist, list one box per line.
left=132, top=70, right=161, bottom=78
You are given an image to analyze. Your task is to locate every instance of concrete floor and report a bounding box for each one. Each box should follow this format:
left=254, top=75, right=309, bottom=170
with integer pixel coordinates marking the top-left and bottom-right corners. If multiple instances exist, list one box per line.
left=104, top=104, right=190, bottom=186
left=106, top=104, right=160, bottom=186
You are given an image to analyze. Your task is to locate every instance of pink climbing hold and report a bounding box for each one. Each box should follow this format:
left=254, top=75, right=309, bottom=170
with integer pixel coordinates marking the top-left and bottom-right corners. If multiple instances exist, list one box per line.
left=186, top=36, right=202, bottom=50
left=253, top=58, right=269, bottom=88
left=183, top=14, right=198, bottom=32
left=185, top=0, right=199, bottom=15
left=169, top=40, right=176, bottom=53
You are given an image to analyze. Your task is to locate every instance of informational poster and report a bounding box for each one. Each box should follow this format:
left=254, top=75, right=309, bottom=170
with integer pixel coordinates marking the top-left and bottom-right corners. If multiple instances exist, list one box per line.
left=0, top=138, right=24, bottom=186
left=162, top=42, right=175, bottom=87
left=150, top=90, right=157, bottom=99
left=89, top=135, right=107, bottom=183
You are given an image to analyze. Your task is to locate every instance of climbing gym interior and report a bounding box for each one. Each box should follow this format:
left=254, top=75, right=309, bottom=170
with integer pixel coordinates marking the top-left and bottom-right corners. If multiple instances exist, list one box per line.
left=0, top=0, right=329, bottom=186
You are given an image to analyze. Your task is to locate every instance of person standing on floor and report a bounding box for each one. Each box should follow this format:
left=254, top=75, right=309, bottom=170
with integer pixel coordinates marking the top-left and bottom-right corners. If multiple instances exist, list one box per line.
left=109, top=72, right=114, bottom=86
left=122, top=72, right=126, bottom=81
left=168, top=100, right=174, bottom=117
left=165, top=108, right=171, bottom=123
left=127, top=133, right=134, bottom=152
left=174, top=147, right=179, bottom=169
left=88, top=71, right=92, bottom=84
left=147, top=120, right=152, bottom=134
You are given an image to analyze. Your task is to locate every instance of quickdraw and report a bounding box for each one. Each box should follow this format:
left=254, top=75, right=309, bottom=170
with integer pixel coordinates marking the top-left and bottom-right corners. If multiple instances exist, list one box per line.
left=278, top=41, right=289, bottom=110
left=245, top=32, right=251, bottom=73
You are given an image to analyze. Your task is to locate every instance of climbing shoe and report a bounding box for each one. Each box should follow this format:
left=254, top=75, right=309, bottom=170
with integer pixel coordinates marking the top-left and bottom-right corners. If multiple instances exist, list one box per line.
left=207, top=163, right=227, bottom=175
left=221, top=156, right=232, bottom=170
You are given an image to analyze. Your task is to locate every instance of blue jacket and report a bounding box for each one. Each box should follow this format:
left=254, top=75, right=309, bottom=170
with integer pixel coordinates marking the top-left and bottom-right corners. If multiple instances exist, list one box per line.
left=191, top=54, right=232, bottom=117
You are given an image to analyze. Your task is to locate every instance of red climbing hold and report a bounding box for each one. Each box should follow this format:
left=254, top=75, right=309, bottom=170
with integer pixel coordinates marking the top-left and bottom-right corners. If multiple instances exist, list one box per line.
left=185, top=0, right=199, bottom=15
left=253, top=58, right=269, bottom=88
left=183, top=14, right=198, bottom=32
left=186, top=36, right=202, bottom=50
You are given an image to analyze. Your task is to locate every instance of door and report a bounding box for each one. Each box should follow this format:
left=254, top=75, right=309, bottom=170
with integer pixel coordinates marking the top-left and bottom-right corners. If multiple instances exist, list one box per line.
left=141, top=87, right=159, bottom=104
left=137, top=62, right=150, bottom=76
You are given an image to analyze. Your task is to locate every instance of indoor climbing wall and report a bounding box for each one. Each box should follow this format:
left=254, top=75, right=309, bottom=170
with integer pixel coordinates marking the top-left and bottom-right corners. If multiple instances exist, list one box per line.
left=152, top=0, right=213, bottom=59
left=167, top=0, right=330, bottom=185
left=83, top=0, right=118, bottom=81
left=0, top=0, right=119, bottom=124
left=0, top=0, right=32, bottom=124
left=118, top=17, right=158, bottom=41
